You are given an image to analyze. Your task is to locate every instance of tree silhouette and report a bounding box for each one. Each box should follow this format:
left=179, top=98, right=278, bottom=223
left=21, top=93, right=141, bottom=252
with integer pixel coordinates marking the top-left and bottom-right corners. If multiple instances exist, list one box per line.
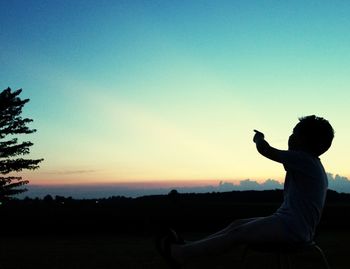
left=0, top=88, right=43, bottom=201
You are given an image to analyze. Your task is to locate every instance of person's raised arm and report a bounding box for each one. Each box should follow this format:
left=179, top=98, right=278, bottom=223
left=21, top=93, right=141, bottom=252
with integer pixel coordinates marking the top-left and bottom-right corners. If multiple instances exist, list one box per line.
left=253, top=130, right=283, bottom=163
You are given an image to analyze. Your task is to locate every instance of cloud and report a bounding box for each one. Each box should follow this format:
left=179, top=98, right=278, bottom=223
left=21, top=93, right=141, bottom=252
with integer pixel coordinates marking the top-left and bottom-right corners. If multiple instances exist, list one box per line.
left=262, top=179, right=283, bottom=189
left=327, top=173, right=350, bottom=193
left=215, top=174, right=350, bottom=193
left=216, top=179, right=282, bottom=192
left=44, top=170, right=97, bottom=175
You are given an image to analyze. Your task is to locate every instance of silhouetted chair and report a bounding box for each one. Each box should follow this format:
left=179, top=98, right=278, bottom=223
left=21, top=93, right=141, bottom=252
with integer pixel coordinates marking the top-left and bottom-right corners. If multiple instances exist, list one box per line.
left=242, top=241, right=330, bottom=269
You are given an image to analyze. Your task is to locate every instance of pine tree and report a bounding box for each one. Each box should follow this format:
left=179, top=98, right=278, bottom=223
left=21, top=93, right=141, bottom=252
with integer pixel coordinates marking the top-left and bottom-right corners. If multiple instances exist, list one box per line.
left=0, top=87, right=43, bottom=200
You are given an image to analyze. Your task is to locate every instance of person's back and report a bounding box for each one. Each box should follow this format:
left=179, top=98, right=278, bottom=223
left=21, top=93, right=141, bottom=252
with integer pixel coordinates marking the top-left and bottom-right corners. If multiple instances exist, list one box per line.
left=275, top=150, right=328, bottom=242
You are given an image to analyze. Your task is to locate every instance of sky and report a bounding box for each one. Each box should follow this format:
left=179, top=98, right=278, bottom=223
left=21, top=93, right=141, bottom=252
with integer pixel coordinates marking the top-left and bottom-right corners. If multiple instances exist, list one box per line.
left=1, top=0, right=350, bottom=192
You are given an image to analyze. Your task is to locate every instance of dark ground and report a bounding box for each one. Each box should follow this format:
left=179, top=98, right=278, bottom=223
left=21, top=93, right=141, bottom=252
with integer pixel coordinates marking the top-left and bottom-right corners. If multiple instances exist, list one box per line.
left=0, top=190, right=349, bottom=268
left=0, top=229, right=348, bottom=269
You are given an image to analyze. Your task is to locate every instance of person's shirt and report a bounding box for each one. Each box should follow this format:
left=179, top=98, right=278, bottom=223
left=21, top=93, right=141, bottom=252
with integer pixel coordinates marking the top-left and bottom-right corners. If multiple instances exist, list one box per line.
left=274, top=150, right=328, bottom=243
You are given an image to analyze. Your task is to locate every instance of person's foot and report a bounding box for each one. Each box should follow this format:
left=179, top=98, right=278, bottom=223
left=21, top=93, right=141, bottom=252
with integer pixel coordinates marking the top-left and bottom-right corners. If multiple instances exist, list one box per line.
left=170, top=243, right=185, bottom=265
left=155, top=228, right=185, bottom=268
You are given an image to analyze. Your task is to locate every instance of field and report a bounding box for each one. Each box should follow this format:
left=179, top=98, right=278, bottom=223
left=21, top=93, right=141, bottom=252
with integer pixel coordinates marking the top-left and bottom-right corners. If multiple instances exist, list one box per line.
left=0, top=229, right=348, bottom=269
left=1, top=190, right=349, bottom=268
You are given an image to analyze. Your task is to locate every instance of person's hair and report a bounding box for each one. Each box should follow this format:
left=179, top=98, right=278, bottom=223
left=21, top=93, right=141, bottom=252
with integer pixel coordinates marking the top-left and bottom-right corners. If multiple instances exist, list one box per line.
left=294, top=115, right=334, bottom=156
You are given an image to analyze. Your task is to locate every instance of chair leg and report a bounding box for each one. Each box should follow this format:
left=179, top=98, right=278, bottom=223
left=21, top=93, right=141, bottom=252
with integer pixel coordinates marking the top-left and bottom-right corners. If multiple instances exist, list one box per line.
left=278, top=252, right=291, bottom=269
left=241, top=245, right=330, bottom=269
left=285, top=253, right=292, bottom=269
left=313, top=245, right=331, bottom=269
left=277, top=252, right=283, bottom=269
left=241, top=246, right=249, bottom=268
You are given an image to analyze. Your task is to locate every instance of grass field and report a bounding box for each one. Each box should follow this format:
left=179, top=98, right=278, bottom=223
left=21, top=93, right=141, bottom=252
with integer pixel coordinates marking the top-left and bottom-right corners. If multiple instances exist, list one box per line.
left=0, top=229, right=348, bottom=269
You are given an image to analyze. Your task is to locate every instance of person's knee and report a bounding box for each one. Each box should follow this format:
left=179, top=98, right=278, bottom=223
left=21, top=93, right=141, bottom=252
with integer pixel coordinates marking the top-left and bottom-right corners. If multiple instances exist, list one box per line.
left=225, top=224, right=247, bottom=243
left=226, top=220, right=251, bottom=236
left=228, top=218, right=255, bottom=231
left=227, top=219, right=243, bottom=230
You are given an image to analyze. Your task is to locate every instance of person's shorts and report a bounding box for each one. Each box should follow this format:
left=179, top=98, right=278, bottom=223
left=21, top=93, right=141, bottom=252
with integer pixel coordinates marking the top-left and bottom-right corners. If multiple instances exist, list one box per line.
left=273, top=213, right=312, bottom=244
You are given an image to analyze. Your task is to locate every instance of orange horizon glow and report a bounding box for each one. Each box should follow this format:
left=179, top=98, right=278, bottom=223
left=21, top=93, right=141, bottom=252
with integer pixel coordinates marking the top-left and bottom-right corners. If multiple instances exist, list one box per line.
left=23, top=168, right=349, bottom=188
left=25, top=176, right=283, bottom=187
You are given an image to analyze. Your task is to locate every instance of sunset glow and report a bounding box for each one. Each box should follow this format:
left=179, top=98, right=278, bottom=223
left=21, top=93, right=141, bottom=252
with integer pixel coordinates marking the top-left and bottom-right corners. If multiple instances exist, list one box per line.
left=1, top=1, right=350, bottom=195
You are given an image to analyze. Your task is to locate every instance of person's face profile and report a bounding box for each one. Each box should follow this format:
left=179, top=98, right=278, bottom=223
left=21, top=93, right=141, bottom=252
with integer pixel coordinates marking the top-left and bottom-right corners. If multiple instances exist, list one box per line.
left=288, top=127, right=303, bottom=151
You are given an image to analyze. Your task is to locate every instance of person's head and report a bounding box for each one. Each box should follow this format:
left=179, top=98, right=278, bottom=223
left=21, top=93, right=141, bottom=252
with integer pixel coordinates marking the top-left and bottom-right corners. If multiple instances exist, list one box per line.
left=288, top=115, right=334, bottom=156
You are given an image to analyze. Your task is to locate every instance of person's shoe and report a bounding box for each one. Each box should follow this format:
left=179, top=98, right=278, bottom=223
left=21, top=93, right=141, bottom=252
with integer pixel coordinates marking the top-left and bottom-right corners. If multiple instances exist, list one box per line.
left=155, top=228, right=184, bottom=268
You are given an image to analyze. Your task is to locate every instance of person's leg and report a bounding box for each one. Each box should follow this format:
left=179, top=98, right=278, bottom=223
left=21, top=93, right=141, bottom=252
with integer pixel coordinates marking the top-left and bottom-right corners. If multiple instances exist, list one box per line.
left=172, top=215, right=286, bottom=264
left=202, top=218, right=259, bottom=240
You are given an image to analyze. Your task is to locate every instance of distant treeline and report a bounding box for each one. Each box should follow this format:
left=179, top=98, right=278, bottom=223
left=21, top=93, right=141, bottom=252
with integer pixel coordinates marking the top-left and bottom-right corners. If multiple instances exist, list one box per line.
left=1, top=190, right=348, bottom=235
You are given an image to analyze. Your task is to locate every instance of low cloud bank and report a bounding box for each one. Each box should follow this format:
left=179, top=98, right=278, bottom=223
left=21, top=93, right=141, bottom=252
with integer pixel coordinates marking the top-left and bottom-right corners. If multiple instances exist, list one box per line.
left=214, top=173, right=350, bottom=193
left=18, top=173, right=350, bottom=199
left=327, top=173, right=350, bottom=193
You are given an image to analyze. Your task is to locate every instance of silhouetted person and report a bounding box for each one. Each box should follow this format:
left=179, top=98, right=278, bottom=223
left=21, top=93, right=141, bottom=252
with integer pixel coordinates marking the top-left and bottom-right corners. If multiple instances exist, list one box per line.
left=156, top=115, right=334, bottom=268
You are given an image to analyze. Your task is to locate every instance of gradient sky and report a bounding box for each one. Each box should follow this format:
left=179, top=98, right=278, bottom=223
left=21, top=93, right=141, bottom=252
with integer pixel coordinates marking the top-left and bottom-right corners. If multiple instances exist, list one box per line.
left=1, top=0, right=350, bottom=187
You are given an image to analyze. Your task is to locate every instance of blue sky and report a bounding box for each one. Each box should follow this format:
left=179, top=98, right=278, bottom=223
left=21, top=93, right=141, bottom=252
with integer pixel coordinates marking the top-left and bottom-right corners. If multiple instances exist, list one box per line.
left=1, top=0, right=350, bottom=188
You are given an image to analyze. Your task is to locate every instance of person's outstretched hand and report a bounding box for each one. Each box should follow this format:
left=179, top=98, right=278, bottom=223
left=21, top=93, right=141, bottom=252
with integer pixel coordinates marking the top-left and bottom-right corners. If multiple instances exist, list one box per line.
left=253, top=130, right=265, bottom=143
